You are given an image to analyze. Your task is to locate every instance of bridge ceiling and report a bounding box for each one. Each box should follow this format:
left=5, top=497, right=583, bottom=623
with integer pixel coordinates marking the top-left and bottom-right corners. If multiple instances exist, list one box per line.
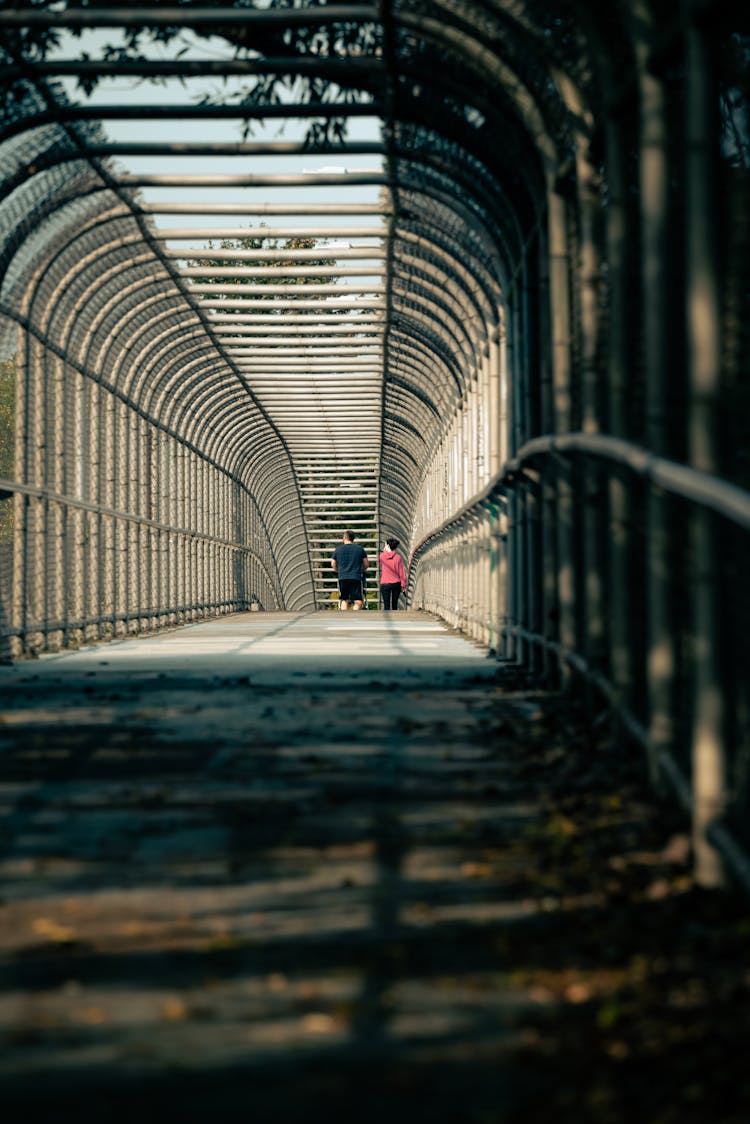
left=0, top=0, right=639, bottom=604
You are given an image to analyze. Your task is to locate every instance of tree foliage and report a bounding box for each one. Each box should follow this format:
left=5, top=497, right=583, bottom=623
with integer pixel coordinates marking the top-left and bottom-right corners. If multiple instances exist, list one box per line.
left=0, top=0, right=381, bottom=142
left=187, top=232, right=339, bottom=298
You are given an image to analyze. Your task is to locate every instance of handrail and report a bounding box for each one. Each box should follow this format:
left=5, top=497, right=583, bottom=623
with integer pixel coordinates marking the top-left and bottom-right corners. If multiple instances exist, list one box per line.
left=508, top=626, right=750, bottom=896
left=0, top=478, right=280, bottom=602
left=408, top=432, right=750, bottom=897
left=410, top=429, right=750, bottom=571
left=511, top=432, right=750, bottom=530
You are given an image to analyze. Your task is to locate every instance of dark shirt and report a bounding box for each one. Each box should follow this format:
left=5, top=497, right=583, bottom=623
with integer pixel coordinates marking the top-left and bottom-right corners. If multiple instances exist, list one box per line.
left=332, top=543, right=367, bottom=579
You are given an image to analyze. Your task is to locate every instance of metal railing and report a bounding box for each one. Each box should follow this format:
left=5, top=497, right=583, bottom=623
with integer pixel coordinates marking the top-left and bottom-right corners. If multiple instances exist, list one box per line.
left=409, top=430, right=750, bottom=895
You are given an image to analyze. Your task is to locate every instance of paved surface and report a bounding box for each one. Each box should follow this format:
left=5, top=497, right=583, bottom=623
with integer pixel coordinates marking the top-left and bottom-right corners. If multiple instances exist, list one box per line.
left=0, top=612, right=744, bottom=1123
left=5, top=610, right=494, bottom=680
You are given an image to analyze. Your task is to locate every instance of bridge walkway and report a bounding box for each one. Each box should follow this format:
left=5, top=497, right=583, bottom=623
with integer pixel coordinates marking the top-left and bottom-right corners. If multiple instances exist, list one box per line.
left=0, top=613, right=746, bottom=1123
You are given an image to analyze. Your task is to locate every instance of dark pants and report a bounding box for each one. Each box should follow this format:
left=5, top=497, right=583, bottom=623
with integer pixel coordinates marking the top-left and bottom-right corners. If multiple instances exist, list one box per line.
left=381, top=583, right=401, bottom=610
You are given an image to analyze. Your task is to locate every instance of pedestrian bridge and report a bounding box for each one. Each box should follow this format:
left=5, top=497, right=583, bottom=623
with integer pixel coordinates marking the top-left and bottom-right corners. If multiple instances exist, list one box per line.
left=0, top=3, right=749, bottom=1103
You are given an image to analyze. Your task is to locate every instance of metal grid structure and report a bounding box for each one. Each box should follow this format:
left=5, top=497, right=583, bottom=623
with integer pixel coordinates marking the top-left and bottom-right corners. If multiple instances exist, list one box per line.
left=0, top=1, right=749, bottom=887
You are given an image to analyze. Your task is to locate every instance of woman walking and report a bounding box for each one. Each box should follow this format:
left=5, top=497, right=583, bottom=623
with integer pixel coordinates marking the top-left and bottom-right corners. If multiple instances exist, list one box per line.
left=379, top=537, right=407, bottom=611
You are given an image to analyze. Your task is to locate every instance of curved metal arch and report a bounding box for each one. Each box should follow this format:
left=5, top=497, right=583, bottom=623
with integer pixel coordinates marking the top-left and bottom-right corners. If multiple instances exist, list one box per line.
left=106, top=309, right=204, bottom=402
left=384, top=370, right=454, bottom=448
left=394, top=208, right=504, bottom=314
left=34, top=245, right=161, bottom=367
left=379, top=457, right=418, bottom=503
left=178, top=373, right=248, bottom=448
left=26, top=209, right=180, bottom=360
left=387, top=336, right=457, bottom=398
left=392, top=151, right=522, bottom=281
left=152, top=367, right=247, bottom=455
left=391, top=240, right=492, bottom=347
left=199, top=398, right=290, bottom=475
left=177, top=376, right=274, bottom=454
left=377, top=473, right=416, bottom=525
left=384, top=371, right=440, bottom=419
left=382, top=433, right=422, bottom=469
left=390, top=284, right=481, bottom=374
left=1, top=188, right=120, bottom=319
left=393, top=168, right=516, bottom=292
left=82, top=283, right=185, bottom=376
left=382, top=370, right=453, bottom=457
left=387, top=310, right=468, bottom=401
left=144, top=351, right=233, bottom=424
left=13, top=206, right=170, bottom=334
left=251, top=482, right=312, bottom=536
left=0, top=179, right=118, bottom=294
left=217, top=469, right=298, bottom=569
left=13, top=193, right=303, bottom=510
left=383, top=385, right=443, bottom=451
left=0, top=118, right=318, bottom=498
left=392, top=228, right=498, bottom=344
left=61, top=266, right=305, bottom=478
left=391, top=271, right=478, bottom=360
left=384, top=409, right=428, bottom=448
left=1, top=293, right=278, bottom=514
left=380, top=438, right=421, bottom=473
left=236, top=486, right=312, bottom=560
left=117, top=323, right=209, bottom=404
left=384, top=369, right=444, bottom=422
left=390, top=268, right=486, bottom=369
left=391, top=84, right=545, bottom=233
left=392, top=139, right=528, bottom=267
left=23, top=227, right=157, bottom=350
left=392, top=5, right=562, bottom=175
left=396, top=183, right=510, bottom=290
left=379, top=469, right=421, bottom=533
left=163, top=368, right=273, bottom=465
left=387, top=329, right=464, bottom=408
left=0, top=136, right=96, bottom=209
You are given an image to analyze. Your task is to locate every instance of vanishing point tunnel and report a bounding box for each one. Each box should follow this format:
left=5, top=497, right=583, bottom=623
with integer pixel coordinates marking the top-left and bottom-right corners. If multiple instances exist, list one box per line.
left=0, top=1, right=749, bottom=1117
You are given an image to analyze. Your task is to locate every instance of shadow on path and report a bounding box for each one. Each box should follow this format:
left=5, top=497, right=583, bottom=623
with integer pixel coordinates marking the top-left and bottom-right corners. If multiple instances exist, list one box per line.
left=0, top=615, right=747, bottom=1123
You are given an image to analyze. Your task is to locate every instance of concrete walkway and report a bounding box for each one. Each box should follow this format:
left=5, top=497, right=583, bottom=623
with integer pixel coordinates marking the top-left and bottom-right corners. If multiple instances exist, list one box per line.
left=3, top=610, right=495, bottom=681
left=0, top=612, right=742, bottom=1123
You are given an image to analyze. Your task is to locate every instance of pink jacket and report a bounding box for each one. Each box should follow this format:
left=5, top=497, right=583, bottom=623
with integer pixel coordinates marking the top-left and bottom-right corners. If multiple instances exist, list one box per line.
left=379, top=550, right=407, bottom=588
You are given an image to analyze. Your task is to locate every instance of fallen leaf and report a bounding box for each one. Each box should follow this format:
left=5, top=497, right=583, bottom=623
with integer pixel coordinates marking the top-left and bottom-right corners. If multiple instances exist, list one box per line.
left=161, top=997, right=188, bottom=1022
left=32, top=917, right=77, bottom=943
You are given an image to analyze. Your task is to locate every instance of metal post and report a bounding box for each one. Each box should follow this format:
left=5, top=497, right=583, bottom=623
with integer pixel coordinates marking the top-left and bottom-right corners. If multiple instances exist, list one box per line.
left=685, top=17, right=726, bottom=888
left=548, top=185, right=576, bottom=677
left=605, top=112, right=638, bottom=725
left=639, top=50, right=678, bottom=787
left=576, top=147, right=607, bottom=689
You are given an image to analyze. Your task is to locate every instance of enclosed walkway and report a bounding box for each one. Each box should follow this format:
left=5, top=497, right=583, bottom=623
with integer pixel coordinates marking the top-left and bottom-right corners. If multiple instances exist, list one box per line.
left=1, top=2, right=750, bottom=1117
left=1, top=0, right=749, bottom=891
left=1, top=610, right=748, bottom=1123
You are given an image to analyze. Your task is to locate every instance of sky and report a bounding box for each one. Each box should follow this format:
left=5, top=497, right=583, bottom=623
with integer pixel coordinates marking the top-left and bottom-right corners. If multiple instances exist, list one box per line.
left=51, top=26, right=386, bottom=247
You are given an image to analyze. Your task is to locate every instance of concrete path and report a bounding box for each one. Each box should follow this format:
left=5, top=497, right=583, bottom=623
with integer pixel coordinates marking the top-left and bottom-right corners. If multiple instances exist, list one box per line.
left=0, top=612, right=741, bottom=1123
left=4, top=610, right=495, bottom=682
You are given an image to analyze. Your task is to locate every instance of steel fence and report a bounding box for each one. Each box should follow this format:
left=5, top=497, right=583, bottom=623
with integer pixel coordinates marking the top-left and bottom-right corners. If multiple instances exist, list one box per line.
left=0, top=1, right=748, bottom=891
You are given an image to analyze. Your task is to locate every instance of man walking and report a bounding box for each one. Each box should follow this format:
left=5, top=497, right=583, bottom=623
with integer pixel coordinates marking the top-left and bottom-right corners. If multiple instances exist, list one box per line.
left=331, top=530, right=369, bottom=610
